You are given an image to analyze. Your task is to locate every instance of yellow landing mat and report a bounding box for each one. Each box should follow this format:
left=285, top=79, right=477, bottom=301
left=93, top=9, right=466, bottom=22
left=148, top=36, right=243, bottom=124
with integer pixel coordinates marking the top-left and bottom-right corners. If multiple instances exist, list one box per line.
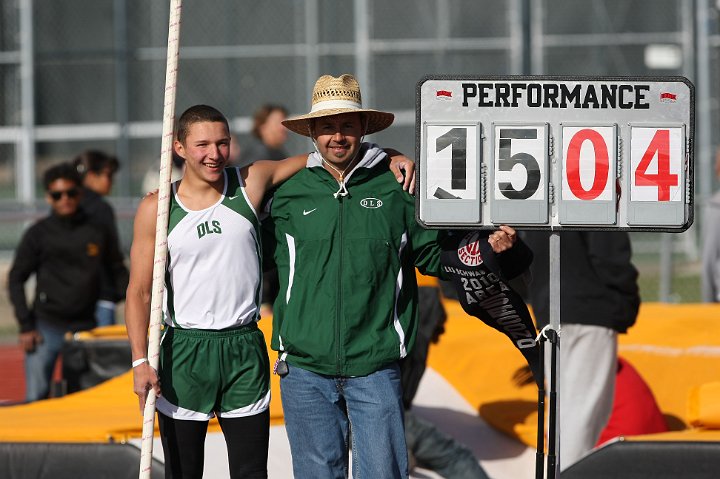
left=1, top=303, right=718, bottom=445
left=426, top=301, right=720, bottom=447
left=0, top=320, right=284, bottom=443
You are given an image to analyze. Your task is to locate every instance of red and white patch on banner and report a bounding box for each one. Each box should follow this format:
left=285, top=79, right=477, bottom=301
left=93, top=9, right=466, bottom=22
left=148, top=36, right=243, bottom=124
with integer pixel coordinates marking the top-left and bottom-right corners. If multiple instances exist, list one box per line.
left=457, top=232, right=484, bottom=266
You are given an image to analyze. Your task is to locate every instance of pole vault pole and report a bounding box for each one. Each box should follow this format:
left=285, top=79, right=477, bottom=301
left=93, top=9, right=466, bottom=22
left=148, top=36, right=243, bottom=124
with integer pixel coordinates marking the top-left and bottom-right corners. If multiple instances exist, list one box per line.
left=138, top=0, right=182, bottom=477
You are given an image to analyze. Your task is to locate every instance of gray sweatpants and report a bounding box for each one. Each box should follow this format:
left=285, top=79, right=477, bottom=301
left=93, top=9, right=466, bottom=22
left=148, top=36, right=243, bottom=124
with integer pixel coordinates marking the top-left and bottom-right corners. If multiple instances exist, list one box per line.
left=546, top=323, right=617, bottom=471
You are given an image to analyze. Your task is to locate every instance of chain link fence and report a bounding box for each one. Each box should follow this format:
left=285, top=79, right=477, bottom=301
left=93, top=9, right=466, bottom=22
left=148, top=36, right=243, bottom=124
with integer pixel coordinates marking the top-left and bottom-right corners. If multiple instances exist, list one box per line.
left=1, top=0, right=719, bottom=303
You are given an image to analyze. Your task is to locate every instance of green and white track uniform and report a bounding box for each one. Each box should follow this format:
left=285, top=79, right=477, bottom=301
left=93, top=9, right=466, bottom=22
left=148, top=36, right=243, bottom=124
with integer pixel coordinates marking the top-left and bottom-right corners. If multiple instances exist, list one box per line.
left=156, top=167, right=270, bottom=419
left=158, top=324, right=270, bottom=420
left=163, top=167, right=262, bottom=330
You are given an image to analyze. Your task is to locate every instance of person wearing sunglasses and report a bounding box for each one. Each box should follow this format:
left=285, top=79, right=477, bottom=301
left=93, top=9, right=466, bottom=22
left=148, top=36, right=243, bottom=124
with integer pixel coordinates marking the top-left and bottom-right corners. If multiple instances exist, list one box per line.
left=7, top=162, right=127, bottom=402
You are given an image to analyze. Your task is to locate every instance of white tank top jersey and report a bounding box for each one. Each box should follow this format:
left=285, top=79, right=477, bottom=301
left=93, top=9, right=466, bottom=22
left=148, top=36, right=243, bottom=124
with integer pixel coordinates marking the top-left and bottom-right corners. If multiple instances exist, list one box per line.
left=164, top=167, right=262, bottom=330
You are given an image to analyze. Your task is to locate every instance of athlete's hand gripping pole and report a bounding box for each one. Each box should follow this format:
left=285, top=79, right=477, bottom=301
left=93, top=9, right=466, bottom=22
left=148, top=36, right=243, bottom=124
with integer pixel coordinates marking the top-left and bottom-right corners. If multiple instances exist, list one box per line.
left=138, top=1, right=182, bottom=477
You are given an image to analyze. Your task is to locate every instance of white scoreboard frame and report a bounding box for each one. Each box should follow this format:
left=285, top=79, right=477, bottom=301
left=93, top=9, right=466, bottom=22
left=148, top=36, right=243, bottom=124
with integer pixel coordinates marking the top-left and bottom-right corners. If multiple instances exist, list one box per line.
left=416, top=76, right=694, bottom=232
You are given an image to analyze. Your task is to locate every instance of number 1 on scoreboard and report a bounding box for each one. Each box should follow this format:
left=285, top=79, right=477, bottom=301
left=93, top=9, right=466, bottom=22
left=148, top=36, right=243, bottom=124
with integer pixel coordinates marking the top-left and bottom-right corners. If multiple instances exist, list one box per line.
left=425, top=124, right=479, bottom=200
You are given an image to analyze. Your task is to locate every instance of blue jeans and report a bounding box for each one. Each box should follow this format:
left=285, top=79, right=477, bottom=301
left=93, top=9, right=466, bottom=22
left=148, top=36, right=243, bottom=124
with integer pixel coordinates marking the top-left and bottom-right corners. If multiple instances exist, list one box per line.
left=95, top=300, right=116, bottom=327
left=24, top=321, right=67, bottom=402
left=280, top=363, right=407, bottom=479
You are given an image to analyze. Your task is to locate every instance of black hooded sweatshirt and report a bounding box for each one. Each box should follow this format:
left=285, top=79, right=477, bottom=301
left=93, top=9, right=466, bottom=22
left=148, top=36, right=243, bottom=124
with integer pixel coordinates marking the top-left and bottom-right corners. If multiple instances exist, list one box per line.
left=523, top=230, right=640, bottom=333
left=8, top=208, right=127, bottom=333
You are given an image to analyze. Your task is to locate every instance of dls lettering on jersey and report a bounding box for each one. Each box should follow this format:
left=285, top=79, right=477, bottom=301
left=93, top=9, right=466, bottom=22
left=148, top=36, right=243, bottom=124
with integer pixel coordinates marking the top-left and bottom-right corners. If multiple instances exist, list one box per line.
left=462, top=82, right=650, bottom=110
left=197, top=220, right=222, bottom=238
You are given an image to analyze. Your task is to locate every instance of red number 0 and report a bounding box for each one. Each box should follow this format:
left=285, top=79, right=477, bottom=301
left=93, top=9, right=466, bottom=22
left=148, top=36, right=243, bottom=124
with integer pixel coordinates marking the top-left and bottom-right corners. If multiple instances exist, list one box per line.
left=634, top=129, right=678, bottom=201
left=566, top=129, right=609, bottom=200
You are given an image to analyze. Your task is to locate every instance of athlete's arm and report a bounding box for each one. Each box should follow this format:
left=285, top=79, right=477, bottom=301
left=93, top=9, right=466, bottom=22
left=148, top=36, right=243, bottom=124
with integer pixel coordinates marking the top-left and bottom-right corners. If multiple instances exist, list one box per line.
left=242, top=154, right=308, bottom=210
left=125, top=194, right=162, bottom=412
left=385, top=148, right=416, bottom=193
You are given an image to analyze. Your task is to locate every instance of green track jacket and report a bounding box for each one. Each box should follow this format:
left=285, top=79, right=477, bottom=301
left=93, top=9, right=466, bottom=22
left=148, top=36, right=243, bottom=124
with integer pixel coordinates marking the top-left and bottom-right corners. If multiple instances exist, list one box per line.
left=264, top=144, right=443, bottom=377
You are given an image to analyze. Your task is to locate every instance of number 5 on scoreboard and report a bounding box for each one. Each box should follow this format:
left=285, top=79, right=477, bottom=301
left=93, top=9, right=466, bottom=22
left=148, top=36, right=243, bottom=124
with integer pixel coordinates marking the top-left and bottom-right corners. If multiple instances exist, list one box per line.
left=490, top=123, right=549, bottom=224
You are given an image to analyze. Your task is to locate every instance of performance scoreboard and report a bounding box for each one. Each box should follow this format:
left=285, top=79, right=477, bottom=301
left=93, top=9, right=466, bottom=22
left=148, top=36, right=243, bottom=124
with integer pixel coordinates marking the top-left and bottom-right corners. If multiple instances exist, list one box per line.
left=416, top=76, right=694, bottom=231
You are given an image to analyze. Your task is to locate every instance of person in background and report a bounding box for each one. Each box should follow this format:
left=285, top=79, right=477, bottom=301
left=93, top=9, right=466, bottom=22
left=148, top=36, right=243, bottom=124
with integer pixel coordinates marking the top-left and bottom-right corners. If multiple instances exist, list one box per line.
left=523, top=230, right=640, bottom=471
left=239, top=104, right=289, bottom=168
left=8, top=163, right=127, bottom=401
left=141, top=149, right=186, bottom=195
left=239, top=104, right=291, bottom=316
left=73, top=150, right=129, bottom=326
left=702, top=147, right=720, bottom=302
left=229, top=134, right=242, bottom=165
left=401, top=274, right=491, bottom=479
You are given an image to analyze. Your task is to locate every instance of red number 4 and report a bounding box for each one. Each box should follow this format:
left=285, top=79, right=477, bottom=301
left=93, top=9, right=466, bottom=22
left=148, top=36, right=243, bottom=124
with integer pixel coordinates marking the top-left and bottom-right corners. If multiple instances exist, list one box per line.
left=634, top=129, right=679, bottom=201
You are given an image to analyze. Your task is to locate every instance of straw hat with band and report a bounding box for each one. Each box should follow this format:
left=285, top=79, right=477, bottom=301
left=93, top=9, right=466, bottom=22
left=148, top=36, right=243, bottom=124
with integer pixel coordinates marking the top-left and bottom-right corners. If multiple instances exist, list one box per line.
left=282, top=74, right=395, bottom=137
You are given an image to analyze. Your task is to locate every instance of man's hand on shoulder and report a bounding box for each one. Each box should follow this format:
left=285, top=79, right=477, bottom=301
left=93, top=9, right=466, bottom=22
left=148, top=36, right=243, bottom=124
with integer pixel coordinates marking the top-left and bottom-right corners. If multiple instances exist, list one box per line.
left=385, top=149, right=415, bottom=193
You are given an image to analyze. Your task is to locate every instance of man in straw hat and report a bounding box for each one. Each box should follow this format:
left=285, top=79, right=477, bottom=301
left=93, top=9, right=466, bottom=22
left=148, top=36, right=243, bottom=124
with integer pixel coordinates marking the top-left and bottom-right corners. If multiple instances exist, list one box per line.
left=262, top=74, right=435, bottom=478
left=126, top=104, right=414, bottom=478
left=264, top=74, right=523, bottom=478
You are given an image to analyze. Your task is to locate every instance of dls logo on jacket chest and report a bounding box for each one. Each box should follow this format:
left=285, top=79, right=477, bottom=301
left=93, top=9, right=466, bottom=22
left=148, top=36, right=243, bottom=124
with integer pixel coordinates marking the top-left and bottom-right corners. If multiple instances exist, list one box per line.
left=197, top=220, right=222, bottom=238
left=360, top=197, right=383, bottom=209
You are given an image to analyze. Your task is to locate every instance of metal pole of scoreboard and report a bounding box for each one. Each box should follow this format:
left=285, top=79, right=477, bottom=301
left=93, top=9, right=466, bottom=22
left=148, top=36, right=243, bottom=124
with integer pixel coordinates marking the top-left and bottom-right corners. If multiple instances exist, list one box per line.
left=535, top=332, right=546, bottom=479
left=546, top=232, right=561, bottom=479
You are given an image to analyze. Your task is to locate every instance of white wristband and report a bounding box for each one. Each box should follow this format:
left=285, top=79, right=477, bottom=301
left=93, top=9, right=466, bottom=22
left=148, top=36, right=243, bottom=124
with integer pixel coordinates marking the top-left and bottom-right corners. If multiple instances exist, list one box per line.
left=132, top=357, right=148, bottom=368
